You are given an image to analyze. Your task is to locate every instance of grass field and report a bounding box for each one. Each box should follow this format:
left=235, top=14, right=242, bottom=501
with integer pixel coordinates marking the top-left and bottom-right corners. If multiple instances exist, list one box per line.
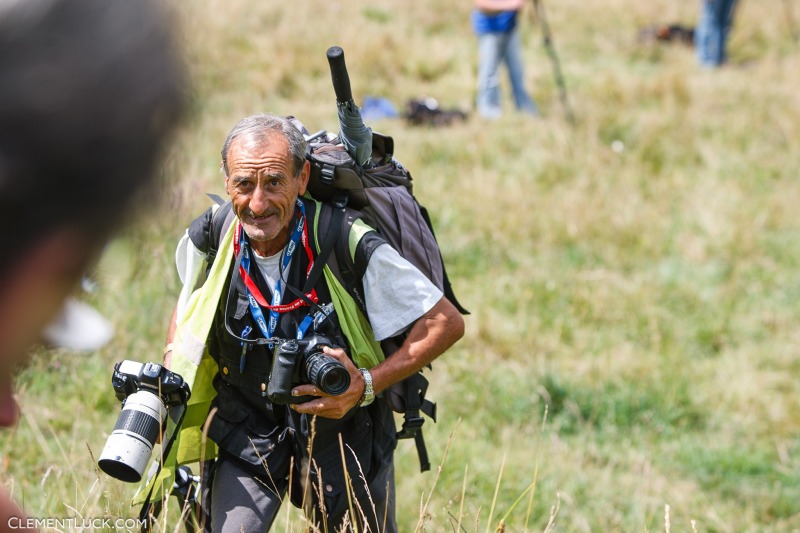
left=2, top=0, right=800, bottom=531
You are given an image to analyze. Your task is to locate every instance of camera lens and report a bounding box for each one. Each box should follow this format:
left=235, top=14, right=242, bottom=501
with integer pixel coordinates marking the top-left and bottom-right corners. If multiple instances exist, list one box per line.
left=98, top=390, right=165, bottom=483
left=305, top=352, right=350, bottom=395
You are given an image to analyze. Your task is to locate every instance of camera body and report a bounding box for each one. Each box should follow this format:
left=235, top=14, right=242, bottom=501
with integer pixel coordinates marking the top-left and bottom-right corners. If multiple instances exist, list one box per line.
left=268, top=334, right=351, bottom=404
left=98, top=360, right=191, bottom=483
left=110, top=360, right=191, bottom=406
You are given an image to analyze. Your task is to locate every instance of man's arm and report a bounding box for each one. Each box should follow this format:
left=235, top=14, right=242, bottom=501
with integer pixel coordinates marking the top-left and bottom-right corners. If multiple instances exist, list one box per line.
left=162, top=304, right=177, bottom=368
left=368, top=296, right=463, bottom=394
left=165, top=220, right=211, bottom=369
left=291, top=295, right=464, bottom=419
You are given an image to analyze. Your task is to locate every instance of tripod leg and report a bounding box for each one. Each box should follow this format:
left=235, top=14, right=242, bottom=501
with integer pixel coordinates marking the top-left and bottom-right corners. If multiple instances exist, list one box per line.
left=531, top=0, right=576, bottom=124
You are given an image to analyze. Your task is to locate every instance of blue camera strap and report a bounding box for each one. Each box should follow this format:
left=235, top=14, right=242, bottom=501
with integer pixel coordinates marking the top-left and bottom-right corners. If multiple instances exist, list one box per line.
left=296, top=315, right=313, bottom=340
left=237, top=199, right=311, bottom=341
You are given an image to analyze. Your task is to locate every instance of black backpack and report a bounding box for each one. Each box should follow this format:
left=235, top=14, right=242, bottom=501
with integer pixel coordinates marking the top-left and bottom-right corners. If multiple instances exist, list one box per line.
left=203, top=120, right=468, bottom=472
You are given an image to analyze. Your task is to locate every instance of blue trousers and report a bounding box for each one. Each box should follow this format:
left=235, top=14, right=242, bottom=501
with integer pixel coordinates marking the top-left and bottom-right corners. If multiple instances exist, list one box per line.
left=476, top=27, right=538, bottom=118
left=696, top=0, right=738, bottom=67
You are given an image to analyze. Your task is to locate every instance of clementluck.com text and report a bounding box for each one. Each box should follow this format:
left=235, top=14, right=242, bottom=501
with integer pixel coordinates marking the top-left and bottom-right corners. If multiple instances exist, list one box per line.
left=7, top=517, right=148, bottom=530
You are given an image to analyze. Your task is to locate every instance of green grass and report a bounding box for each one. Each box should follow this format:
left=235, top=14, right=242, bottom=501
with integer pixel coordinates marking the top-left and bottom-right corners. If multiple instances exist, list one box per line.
left=3, top=0, right=800, bottom=530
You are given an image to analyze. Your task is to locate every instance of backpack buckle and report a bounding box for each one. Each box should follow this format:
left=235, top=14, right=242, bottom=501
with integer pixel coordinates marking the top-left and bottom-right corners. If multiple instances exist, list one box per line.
left=320, top=164, right=335, bottom=186
left=396, top=415, right=425, bottom=440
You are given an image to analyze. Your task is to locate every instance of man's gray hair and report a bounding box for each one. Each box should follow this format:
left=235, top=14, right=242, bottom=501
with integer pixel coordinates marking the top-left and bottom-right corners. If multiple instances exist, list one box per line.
left=220, top=114, right=307, bottom=178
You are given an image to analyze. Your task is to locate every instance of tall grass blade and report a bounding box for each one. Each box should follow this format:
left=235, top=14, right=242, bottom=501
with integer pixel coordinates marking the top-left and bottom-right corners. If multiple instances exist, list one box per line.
left=484, top=452, right=506, bottom=533
left=415, top=418, right=460, bottom=533
left=524, top=405, right=548, bottom=531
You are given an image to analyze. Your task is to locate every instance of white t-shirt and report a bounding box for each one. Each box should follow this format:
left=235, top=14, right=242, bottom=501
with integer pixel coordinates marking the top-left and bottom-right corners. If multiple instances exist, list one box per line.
left=362, top=243, right=442, bottom=341
left=252, top=250, right=282, bottom=293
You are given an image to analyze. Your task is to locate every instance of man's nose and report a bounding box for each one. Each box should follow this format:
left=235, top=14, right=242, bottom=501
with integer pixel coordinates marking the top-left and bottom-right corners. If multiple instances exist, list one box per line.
left=249, top=185, right=270, bottom=215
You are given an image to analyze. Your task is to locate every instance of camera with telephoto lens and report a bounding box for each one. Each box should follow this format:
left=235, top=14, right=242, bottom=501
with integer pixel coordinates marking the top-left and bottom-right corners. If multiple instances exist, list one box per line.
left=98, top=360, right=191, bottom=483
left=268, top=334, right=351, bottom=404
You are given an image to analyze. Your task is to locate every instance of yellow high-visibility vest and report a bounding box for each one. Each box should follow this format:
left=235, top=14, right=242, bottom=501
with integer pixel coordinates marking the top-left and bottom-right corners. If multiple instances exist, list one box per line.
left=133, top=198, right=384, bottom=507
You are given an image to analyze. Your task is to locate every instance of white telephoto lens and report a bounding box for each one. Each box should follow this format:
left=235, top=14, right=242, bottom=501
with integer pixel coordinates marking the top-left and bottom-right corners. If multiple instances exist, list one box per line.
left=98, top=391, right=166, bottom=483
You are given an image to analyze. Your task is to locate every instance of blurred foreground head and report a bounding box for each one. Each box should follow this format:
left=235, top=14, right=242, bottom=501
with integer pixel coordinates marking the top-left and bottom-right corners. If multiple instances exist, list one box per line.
left=0, top=0, right=187, bottom=426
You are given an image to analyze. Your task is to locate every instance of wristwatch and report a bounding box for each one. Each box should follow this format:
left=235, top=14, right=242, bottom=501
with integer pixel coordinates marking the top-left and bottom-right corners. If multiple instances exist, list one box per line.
left=358, top=368, right=374, bottom=407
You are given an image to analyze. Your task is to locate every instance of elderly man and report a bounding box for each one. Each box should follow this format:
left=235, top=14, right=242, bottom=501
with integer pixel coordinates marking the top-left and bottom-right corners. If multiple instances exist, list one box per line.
left=0, top=0, right=186, bottom=527
left=164, top=113, right=464, bottom=532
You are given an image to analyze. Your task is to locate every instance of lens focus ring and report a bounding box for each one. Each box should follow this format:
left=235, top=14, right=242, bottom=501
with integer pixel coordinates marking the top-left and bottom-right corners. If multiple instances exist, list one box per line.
left=113, top=406, right=161, bottom=445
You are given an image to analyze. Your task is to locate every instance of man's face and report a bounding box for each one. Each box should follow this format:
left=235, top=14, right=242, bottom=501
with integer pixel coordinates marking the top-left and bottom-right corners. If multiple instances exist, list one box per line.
left=225, top=132, right=309, bottom=257
left=0, top=228, right=93, bottom=428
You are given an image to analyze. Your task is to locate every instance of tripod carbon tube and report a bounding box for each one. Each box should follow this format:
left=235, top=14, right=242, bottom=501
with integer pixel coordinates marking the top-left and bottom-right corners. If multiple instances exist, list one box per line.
left=325, top=45, right=372, bottom=167
left=326, top=46, right=353, bottom=105
left=531, top=0, right=575, bottom=124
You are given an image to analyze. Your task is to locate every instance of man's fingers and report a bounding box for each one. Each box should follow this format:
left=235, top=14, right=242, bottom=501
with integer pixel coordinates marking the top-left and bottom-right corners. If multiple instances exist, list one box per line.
left=291, top=396, right=347, bottom=419
left=292, top=384, right=325, bottom=398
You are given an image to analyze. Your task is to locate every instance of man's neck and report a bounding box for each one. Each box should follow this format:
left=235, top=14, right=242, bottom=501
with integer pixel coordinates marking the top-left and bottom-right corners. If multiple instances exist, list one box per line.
left=249, top=232, right=289, bottom=257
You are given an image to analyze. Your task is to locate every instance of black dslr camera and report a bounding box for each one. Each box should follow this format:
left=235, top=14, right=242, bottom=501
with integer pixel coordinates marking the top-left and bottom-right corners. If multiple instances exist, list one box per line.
left=268, top=304, right=351, bottom=405
left=109, top=360, right=190, bottom=406
left=98, top=361, right=191, bottom=483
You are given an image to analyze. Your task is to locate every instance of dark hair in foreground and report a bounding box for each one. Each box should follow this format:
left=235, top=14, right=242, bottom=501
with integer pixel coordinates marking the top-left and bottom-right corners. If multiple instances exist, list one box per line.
left=0, top=0, right=187, bottom=276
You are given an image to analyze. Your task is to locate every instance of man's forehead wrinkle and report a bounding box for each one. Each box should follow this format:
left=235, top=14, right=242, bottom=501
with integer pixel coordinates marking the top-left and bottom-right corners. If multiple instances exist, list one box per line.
left=231, top=170, right=286, bottom=182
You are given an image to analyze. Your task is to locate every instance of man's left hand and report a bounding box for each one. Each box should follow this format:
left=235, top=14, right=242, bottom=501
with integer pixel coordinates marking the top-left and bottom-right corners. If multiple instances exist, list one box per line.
left=290, top=346, right=365, bottom=419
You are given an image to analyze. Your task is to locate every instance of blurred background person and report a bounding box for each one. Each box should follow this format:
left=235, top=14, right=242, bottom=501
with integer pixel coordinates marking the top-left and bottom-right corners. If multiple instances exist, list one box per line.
left=696, top=0, right=739, bottom=67
left=0, top=0, right=186, bottom=527
left=472, top=0, right=539, bottom=118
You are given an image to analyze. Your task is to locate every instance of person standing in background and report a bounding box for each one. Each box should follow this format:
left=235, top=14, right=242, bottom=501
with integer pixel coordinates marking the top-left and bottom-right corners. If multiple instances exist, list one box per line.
left=472, top=0, right=539, bottom=118
left=696, top=0, right=739, bottom=67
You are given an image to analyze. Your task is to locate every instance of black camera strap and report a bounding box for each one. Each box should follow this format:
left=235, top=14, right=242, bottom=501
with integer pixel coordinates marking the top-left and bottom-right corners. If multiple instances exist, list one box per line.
left=283, top=201, right=346, bottom=311
left=138, top=404, right=188, bottom=530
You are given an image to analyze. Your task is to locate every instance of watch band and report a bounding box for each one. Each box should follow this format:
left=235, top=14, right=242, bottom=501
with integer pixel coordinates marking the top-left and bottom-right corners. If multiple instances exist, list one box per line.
left=358, top=368, right=374, bottom=407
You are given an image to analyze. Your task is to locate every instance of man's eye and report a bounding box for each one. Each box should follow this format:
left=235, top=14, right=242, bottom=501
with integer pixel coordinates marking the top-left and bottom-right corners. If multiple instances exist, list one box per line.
left=269, top=179, right=281, bottom=187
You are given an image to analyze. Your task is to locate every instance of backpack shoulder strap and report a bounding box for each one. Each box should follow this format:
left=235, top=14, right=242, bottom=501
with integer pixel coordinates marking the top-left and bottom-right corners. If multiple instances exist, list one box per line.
left=332, top=214, right=385, bottom=318
left=206, top=199, right=235, bottom=269
left=322, top=206, right=437, bottom=472
left=301, top=193, right=348, bottom=294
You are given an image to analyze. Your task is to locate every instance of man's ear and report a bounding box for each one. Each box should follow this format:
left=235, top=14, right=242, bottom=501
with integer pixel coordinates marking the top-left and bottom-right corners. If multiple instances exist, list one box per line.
left=297, top=160, right=311, bottom=196
left=224, top=174, right=230, bottom=195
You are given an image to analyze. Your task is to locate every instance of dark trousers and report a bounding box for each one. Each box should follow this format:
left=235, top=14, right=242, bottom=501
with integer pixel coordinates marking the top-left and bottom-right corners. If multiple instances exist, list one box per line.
left=209, top=454, right=398, bottom=532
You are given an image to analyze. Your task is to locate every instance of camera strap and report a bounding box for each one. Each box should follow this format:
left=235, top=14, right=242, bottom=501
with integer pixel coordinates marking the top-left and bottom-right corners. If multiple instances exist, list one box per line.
left=223, top=195, right=347, bottom=348
left=234, top=199, right=318, bottom=340
left=137, top=404, right=188, bottom=527
left=286, top=193, right=348, bottom=340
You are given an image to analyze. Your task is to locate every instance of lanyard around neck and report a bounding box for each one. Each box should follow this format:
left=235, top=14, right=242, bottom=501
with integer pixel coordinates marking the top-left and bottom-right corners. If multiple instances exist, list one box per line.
left=233, top=199, right=319, bottom=339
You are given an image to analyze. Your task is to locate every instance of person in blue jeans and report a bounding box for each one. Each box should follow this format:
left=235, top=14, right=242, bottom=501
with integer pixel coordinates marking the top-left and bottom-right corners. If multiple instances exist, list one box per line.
left=472, top=0, right=538, bottom=119
left=696, top=0, right=738, bottom=67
